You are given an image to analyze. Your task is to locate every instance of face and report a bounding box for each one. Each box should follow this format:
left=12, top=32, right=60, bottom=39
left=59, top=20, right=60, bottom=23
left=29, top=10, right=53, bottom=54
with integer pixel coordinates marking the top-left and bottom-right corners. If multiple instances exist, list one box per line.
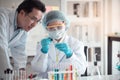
left=47, top=21, right=66, bottom=40
left=17, top=8, right=43, bottom=32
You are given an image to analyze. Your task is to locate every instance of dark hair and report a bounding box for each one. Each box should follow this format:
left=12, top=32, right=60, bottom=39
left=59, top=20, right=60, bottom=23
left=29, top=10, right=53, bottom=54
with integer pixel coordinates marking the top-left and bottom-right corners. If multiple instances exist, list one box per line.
left=17, top=0, right=46, bottom=14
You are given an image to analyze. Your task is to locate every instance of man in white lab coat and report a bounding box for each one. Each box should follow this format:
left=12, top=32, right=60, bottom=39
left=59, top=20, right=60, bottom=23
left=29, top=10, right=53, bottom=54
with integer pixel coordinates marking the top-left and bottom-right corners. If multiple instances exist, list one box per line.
left=0, top=0, right=46, bottom=78
left=31, top=10, right=87, bottom=78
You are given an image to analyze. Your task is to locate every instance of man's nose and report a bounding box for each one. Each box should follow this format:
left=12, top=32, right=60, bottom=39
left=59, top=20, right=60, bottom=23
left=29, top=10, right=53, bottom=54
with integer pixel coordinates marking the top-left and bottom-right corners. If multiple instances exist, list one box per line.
left=54, top=27, right=58, bottom=31
left=31, top=22, right=38, bottom=27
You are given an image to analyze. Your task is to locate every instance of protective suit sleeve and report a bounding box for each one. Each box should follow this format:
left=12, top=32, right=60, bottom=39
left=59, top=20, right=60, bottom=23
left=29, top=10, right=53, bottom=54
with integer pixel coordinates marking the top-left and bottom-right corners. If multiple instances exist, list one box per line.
left=0, top=11, right=12, bottom=78
left=31, top=43, right=48, bottom=73
left=10, top=31, right=27, bottom=70
left=67, top=38, right=87, bottom=75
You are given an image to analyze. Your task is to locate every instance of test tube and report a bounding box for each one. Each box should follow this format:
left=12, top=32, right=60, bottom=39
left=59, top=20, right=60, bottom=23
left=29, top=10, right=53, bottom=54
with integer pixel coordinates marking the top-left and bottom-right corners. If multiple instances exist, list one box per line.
left=7, top=68, right=11, bottom=80
left=52, top=73, right=54, bottom=80
left=54, top=69, right=59, bottom=80
left=14, top=69, right=20, bottom=80
left=59, top=73, right=63, bottom=80
left=20, top=70, right=22, bottom=79
left=64, top=69, right=68, bottom=80
left=19, top=69, right=27, bottom=80
left=14, top=70, right=17, bottom=80
left=10, top=70, right=13, bottom=80
left=48, top=72, right=54, bottom=80
left=17, top=69, right=19, bottom=80
left=51, top=73, right=54, bottom=80
left=73, top=69, right=77, bottom=80
left=69, top=65, right=73, bottom=80
left=4, top=70, right=7, bottom=80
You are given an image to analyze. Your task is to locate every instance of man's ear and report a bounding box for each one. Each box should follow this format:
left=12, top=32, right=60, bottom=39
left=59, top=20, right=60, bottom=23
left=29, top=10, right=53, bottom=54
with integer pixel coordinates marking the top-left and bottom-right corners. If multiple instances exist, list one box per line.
left=19, top=10, right=26, bottom=16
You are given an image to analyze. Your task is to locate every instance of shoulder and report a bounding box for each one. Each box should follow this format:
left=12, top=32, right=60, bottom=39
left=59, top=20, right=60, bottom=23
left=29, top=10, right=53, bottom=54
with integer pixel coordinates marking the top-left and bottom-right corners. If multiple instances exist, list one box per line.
left=66, top=35, right=84, bottom=51
left=0, top=8, right=13, bottom=22
left=0, top=8, right=16, bottom=27
left=0, top=8, right=12, bottom=16
left=22, top=30, right=28, bottom=38
left=67, top=35, right=83, bottom=44
left=66, top=35, right=84, bottom=48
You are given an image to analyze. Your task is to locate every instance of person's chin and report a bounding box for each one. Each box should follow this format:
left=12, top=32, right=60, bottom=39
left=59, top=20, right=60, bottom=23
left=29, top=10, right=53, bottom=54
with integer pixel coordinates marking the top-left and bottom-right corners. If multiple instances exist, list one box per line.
left=26, top=27, right=32, bottom=32
left=24, top=29, right=29, bottom=32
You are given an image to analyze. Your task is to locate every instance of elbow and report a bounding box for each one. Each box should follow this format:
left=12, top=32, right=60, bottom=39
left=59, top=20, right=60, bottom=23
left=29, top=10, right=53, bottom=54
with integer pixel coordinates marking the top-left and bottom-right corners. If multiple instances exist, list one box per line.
left=31, top=62, right=47, bottom=73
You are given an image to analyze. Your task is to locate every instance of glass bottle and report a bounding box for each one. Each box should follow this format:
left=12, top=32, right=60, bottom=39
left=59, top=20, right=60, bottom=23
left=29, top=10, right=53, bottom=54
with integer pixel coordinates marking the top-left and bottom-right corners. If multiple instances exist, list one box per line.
left=91, top=53, right=101, bottom=78
left=116, top=53, right=120, bottom=71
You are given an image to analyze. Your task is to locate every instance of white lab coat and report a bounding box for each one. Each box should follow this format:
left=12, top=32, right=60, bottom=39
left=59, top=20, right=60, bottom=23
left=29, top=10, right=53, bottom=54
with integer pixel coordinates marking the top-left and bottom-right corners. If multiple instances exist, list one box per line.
left=0, top=8, right=27, bottom=76
left=31, top=35, right=87, bottom=78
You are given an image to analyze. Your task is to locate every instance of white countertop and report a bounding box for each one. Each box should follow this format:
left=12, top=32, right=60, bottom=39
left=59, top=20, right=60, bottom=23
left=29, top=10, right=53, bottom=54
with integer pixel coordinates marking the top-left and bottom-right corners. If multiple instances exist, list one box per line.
left=80, top=75, right=120, bottom=80
left=27, top=74, right=120, bottom=80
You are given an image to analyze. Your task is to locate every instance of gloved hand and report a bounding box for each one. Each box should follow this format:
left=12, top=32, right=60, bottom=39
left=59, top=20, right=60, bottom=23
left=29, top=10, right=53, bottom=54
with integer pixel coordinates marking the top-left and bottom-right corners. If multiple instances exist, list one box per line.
left=41, top=38, right=52, bottom=54
left=55, top=43, right=73, bottom=58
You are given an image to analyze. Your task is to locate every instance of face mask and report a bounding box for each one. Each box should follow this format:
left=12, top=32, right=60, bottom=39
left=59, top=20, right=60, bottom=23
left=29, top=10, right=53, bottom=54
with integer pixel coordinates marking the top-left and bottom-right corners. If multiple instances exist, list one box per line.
left=48, top=28, right=66, bottom=39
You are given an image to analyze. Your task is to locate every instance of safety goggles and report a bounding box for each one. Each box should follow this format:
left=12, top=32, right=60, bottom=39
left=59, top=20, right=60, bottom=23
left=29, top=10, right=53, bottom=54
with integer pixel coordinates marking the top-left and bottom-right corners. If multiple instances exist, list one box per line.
left=47, top=24, right=65, bottom=31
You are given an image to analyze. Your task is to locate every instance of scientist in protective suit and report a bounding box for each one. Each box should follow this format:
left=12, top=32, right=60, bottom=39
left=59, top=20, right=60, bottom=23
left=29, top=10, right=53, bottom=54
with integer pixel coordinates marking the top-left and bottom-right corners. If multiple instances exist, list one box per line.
left=0, top=0, right=46, bottom=78
left=31, top=10, right=87, bottom=78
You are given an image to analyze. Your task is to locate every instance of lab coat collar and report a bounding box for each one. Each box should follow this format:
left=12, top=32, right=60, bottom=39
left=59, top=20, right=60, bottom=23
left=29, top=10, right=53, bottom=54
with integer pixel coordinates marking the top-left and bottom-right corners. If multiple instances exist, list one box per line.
left=9, top=29, right=24, bottom=47
left=14, top=11, right=19, bottom=30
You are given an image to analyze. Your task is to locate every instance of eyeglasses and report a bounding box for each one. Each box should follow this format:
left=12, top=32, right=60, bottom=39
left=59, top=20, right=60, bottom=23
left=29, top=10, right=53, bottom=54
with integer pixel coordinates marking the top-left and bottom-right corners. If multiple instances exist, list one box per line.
left=47, top=24, right=65, bottom=31
left=27, top=14, right=41, bottom=23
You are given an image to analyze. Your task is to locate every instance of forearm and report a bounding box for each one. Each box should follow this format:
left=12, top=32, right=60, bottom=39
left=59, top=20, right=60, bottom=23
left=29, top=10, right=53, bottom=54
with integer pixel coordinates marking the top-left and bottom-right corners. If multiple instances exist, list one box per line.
left=11, top=45, right=27, bottom=69
left=13, top=55, right=27, bottom=69
left=0, top=13, right=12, bottom=73
left=67, top=53, right=87, bottom=74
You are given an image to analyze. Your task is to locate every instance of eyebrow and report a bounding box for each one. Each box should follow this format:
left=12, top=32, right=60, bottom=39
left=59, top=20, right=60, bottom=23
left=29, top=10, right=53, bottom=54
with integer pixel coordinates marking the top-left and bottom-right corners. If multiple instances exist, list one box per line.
left=32, top=16, right=38, bottom=20
left=33, top=16, right=41, bottom=22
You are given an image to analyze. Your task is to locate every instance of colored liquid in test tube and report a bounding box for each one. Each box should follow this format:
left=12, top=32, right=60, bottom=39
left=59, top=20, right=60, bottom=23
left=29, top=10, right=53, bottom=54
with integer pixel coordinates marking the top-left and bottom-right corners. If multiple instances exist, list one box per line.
left=59, top=73, right=64, bottom=80
left=73, top=68, right=77, bottom=80
left=69, top=65, right=73, bottom=80
left=54, top=69, right=59, bottom=80
left=64, top=69, right=68, bottom=80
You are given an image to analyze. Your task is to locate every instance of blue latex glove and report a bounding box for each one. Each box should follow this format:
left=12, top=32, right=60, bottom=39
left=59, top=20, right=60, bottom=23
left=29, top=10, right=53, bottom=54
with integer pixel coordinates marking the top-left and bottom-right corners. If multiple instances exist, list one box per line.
left=55, top=43, right=73, bottom=58
left=41, top=38, right=52, bottom=53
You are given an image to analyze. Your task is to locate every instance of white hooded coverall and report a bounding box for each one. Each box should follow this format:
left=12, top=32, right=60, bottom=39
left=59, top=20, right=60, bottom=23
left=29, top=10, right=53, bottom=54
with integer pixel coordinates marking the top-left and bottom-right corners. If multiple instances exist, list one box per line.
left=31, top=35, right=87, bottom=78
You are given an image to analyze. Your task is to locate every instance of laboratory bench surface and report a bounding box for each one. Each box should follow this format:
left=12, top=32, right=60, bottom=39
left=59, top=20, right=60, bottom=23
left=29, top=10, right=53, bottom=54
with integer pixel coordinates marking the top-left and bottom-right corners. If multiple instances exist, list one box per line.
left=80, top=74, right=120, bottom=80
left=27, top=74, right=120, bottom=80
